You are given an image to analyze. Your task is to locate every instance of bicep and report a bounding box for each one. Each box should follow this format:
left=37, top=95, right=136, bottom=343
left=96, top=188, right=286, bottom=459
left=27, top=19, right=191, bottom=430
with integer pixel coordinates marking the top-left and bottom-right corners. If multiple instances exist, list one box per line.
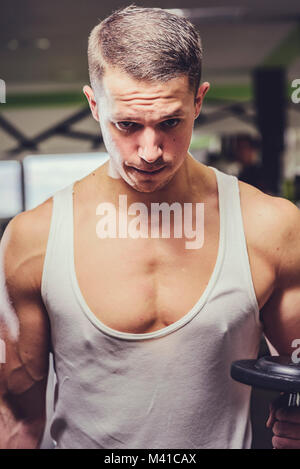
left=0, top=214, right=50, bottom=420
left=261, top=285, right=300, bottom=356
left=261, top=199, right=300, bottom=356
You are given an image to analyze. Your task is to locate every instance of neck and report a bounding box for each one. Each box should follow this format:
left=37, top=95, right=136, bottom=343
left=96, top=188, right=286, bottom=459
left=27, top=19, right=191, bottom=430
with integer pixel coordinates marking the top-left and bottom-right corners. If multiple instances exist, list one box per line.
left=98, top=153, right=210, bottom=207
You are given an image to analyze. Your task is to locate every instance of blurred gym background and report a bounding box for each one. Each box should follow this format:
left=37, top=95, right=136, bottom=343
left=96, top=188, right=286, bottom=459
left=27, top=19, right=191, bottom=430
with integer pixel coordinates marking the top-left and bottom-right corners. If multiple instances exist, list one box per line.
left=1, top=0, right=300, bottom=449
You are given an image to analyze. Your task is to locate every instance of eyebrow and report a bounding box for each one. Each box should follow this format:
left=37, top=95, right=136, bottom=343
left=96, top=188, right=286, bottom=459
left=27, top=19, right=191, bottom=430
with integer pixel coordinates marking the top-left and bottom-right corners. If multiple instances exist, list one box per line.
left=113, top=109, right=184, bottom=122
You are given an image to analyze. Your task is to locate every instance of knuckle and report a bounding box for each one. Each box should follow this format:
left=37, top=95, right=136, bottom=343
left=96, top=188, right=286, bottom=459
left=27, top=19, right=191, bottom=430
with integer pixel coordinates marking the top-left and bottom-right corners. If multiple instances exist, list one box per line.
left=275, top=408, right=287, bottom=420
left=272, top=435, right=300, bottom=450
left=272, top=421, right=283, bottom=436
left=272, top=435, right=286, bottom=449
left=276, top=407, right=300, bottom=424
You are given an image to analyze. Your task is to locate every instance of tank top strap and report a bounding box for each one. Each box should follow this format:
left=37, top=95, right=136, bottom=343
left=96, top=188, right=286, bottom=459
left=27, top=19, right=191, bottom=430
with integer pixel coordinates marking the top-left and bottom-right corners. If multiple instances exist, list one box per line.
left=209, top=166, right=260, bottom=325
left=41, top=182, right=75, bottom=302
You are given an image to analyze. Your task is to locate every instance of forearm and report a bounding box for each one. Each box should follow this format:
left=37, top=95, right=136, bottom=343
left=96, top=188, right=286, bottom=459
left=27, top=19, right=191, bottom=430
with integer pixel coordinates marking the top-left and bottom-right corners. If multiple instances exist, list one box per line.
left=0, top=396, right=45, bottom=449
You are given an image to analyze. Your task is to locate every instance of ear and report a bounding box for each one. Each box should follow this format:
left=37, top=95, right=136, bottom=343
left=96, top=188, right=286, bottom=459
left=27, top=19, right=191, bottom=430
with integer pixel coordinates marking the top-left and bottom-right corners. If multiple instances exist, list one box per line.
left=83, top=85, right=99, bottom=122
left=194, top=82, right=210, bottom=119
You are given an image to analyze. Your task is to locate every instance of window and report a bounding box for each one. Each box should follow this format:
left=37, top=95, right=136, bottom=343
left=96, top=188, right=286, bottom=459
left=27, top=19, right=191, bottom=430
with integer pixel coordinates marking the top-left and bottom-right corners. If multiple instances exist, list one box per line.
left=0, top=160, right=22, bottom=218
left=23, top=152, right=109, bottom=209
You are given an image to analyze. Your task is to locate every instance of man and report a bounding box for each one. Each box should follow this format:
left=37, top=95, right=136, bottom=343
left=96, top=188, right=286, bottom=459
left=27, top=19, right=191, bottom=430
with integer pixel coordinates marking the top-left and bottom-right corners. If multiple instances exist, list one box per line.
left=1, top=5, right=300, bottom=449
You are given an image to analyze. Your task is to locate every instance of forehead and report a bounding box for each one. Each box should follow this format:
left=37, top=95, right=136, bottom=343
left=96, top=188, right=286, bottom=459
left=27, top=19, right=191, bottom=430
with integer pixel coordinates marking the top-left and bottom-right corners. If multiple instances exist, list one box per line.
left=99, top=66, right=193, bottom=119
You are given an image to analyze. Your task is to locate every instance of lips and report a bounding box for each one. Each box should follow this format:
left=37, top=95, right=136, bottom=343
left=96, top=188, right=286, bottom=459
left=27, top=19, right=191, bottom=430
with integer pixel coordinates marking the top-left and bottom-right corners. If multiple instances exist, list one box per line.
left=131, top=166, right=166, bottom=174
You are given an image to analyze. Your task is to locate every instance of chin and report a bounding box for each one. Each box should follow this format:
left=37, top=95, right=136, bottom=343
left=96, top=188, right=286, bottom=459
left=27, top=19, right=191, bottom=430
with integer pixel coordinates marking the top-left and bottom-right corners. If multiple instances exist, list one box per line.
left=132, top=177, right=174, bottom=193
left=133, top=185, right=160, bottom=193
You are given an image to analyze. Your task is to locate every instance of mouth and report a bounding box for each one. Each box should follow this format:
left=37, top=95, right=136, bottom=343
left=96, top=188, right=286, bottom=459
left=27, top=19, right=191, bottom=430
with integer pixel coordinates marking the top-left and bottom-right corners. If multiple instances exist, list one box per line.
left=130, top=166, right=166, bottom=175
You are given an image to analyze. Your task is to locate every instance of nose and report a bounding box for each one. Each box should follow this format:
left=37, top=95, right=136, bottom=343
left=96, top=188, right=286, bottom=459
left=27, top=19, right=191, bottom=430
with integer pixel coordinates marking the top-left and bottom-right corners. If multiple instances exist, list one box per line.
left=138, top=127, right=163, bottom=163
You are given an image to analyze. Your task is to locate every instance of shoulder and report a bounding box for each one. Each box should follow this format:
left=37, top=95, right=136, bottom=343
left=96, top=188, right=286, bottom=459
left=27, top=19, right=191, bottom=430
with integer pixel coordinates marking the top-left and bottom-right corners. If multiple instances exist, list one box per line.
left=3, top=196, right=53, bottom=253
left=238, top=180, right=300, bottom=276
left=239, top=179, right=299, bottom=224
left=1, top=196, right=54, bottom=292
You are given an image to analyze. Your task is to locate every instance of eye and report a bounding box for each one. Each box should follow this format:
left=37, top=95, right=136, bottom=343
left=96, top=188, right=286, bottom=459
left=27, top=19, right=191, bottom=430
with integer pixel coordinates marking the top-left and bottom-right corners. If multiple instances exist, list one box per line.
left=115, top=121, right=136, bottom=131
left=161, top=118, right=180, bottom=129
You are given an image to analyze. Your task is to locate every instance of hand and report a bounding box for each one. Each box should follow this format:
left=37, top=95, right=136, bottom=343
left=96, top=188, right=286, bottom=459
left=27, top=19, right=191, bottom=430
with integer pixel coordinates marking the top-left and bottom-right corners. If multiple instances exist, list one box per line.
left=266, top=395, right=300, bottom=449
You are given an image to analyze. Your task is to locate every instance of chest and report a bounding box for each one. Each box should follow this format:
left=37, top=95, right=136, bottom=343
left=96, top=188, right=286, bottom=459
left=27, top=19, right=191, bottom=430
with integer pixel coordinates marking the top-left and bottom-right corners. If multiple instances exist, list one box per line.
left=73, top=203, right=275, bottom=334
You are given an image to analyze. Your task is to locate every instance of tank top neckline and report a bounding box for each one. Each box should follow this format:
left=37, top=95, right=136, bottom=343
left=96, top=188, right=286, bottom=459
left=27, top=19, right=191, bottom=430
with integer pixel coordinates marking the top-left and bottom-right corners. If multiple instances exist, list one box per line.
left=68, top=166, right=226, bottom=341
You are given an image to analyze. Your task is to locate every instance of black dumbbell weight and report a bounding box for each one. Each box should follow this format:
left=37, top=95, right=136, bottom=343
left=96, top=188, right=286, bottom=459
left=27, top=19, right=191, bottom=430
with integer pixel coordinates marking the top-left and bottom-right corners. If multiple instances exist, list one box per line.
left=231, top=356, right=300, bottom=407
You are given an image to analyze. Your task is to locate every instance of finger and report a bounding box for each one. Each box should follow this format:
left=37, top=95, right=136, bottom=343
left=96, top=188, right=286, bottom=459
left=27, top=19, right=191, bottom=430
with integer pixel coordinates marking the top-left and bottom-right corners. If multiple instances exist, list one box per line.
left=266, top=394, right=285, bottom=428
left=266, top=402, right=277, bottom=428
left=273, top=420, right=300, bottom=439
left=275, top=407, right=300, bottom=424
left=272, top=435, right=300, bottom=450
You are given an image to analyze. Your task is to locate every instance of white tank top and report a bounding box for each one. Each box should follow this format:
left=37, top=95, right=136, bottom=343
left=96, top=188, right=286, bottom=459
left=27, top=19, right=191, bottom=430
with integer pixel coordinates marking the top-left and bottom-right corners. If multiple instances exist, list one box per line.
left=41, top=166, right=262, bottom=449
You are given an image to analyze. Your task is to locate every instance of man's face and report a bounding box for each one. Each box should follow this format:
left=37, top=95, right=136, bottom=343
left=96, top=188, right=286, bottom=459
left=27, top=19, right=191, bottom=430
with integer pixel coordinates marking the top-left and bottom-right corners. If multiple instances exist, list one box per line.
left=84, top=67, right=208, bottom=193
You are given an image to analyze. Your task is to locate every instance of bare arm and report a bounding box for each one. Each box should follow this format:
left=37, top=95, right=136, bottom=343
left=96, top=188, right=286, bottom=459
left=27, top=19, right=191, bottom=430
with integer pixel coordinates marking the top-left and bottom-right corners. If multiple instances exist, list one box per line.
left=260, top=198, right=300, bottom=449
left=260, top=198, right=300, bottom=355
left=0, top=211, right=51, bottom=449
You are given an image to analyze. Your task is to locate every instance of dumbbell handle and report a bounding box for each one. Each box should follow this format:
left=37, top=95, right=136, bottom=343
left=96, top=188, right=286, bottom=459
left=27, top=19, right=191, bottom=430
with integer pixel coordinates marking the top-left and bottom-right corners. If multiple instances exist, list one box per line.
left=275, top=392, right=300, bottom=408
left=286, top=392, right=300, bottom=407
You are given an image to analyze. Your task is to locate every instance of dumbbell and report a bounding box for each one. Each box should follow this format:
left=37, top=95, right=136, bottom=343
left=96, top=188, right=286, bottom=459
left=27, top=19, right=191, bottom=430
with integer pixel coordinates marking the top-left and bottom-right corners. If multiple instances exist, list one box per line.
left=231, top=356, right=300, bottom=407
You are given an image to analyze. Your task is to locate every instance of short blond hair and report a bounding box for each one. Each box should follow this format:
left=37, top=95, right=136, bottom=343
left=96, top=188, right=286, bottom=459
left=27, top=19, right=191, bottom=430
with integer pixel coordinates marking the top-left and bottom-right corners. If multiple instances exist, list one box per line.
left=87, top=4, right=203, bottom=96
